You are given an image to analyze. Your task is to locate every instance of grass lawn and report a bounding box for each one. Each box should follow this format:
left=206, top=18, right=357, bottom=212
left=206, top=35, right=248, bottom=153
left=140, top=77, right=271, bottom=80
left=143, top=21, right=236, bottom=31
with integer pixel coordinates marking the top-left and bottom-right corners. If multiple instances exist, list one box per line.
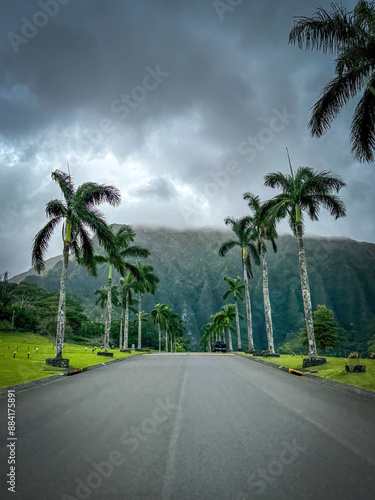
left=0, top=331, right=138, bottom=389
left=238, top=353, right=375, bottom=392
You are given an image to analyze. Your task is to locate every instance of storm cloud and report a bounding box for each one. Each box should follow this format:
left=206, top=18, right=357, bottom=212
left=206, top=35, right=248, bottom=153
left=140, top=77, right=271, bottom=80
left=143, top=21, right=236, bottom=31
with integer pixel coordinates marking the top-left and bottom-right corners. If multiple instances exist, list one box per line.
left=0, top=0, right=373, bottom=275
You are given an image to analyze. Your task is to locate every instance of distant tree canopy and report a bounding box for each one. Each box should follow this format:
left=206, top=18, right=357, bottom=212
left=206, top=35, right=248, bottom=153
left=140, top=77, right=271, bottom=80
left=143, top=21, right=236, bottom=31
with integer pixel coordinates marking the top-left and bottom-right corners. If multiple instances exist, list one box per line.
left=300, top=305, right=345, bottom=353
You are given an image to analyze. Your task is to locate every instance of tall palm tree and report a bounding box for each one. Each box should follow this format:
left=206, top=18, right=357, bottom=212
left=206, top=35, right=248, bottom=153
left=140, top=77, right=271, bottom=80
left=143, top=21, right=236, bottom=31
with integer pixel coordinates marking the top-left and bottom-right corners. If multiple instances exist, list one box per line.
left=223, top=276, right=244, bottom=350
left=32, top=170, right=121, bottom=363
left=93, top=226, right=149, bottom=353
left=94, top=286, right=119, bottom=348
left=242, top=193, right=278, bottom=354
left=215, top=304, right=237, bottom=352
left=151, top=303, right=169, bottom=352
left=289, top=0, right=375, bottom=162
left=200, top=322, right=214, bottom=352
left=219, top=218, right=260, bottom=352
left=169, top=311, right=184, bottom=352
left=119, top=272, right=137, bottom=351
left=132, top=261, right=159, bottom=349
left=261, top=157, right=346, bottom=361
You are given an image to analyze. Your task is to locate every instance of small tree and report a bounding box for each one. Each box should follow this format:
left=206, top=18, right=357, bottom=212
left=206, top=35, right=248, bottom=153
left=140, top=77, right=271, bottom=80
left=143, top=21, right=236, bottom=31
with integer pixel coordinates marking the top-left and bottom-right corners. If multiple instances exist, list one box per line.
left=300, top=305, right=345, bottom=353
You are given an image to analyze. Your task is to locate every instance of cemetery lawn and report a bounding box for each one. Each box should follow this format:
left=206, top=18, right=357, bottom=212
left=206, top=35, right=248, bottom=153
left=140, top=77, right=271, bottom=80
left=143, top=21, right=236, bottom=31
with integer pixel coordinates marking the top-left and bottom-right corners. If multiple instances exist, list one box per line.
left=0, top=331, right=138, bottom=389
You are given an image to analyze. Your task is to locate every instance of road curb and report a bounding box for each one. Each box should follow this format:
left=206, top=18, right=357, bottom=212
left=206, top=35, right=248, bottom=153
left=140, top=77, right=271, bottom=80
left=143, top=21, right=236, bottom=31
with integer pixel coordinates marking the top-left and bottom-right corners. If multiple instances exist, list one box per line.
left=0, top=353, right=142, bottom=398
left=234, top=353, right=375, bottom=402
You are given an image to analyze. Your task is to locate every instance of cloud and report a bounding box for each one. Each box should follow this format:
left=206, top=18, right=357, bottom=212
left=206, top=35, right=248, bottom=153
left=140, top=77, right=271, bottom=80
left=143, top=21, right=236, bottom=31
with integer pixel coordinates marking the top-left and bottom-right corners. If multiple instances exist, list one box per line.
left=131, top=177, right=178, bottom=201
left=0, top=0, right=371, bottom=275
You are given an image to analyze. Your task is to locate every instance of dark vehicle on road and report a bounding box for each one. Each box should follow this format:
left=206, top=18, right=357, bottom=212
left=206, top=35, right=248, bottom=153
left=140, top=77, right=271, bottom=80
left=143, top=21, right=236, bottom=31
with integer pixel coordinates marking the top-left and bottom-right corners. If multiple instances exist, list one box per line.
left=213, top=341, right=227, bottom=353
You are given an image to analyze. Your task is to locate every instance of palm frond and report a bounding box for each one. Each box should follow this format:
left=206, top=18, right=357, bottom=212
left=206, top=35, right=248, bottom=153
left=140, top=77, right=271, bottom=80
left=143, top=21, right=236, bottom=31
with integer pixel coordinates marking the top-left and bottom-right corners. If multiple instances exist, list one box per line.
left=351, top=81, right=375, bottom=162
left=51, top=170, right=74, bottom=201
left=76, top=183, right=121, bottom=207
left=218, top=240, right=239, bottom=257
left=32, top=217, right=61, bottom=273
left=45, top=199, right=67, bottom=220
left=289, top=4, right=359, bottom=55
left=308, top=70, right=370, bottom=137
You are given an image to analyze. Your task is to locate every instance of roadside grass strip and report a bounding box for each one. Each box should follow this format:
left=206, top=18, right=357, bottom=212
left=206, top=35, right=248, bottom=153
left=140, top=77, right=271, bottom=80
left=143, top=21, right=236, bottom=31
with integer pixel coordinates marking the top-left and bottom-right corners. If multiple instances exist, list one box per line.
left=0, top=331, right=138, bottom=389
left=236, top=353, right=375, bottom=392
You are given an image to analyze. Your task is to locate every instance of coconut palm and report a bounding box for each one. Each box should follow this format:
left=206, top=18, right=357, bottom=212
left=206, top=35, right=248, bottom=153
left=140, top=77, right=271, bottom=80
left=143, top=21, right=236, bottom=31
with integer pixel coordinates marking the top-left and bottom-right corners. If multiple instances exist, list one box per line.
left=223, top=276, right=244, bottom=350
left=219, top=218, right=260, bottom=352
left=132, top=261, right=159, bottom=349
left=261, top=157, right=346, bottom=361
left=289, top=0, right=375, bottom=162
left=93, top=226, right=150, bottom=353
left=32, top=170, right=121, bottom=362
left=242, top=193, right=278, bottom=354
left=151, top=303, right=169, bottom=352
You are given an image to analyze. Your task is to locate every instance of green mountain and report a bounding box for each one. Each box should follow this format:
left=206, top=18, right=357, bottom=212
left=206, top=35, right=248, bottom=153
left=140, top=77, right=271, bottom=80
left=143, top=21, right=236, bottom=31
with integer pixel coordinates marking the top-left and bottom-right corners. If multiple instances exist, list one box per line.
left=12, top=226, right=375, bottom=351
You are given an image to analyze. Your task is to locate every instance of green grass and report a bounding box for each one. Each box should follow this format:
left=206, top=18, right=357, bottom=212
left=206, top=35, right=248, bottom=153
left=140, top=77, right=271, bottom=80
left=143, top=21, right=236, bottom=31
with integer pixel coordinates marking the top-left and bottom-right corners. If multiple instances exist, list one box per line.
left=238, top=353, right=375, bottom=392
left=0, top=331, right=138, bottom=389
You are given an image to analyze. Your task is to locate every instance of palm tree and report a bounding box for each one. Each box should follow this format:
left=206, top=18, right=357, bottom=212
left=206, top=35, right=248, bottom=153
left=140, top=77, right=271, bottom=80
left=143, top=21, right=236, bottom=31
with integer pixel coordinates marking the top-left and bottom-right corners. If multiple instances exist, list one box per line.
left=215, top=304, right=237, bottom=352
left=289, top=0, right=375, bottom=162
left=169, top=311, right=184, bottom=352
left=94, top=286, right=119, bottom=310
left=93, top=226, right=150, bottom=353
left=242, top=193, right=278, bottom=354
left=223, top=276, right=244, bottom=350
left=200, top=322, right=214, bottom=352
left=132, top=261, right=159, bottom=349
left=261, top=156, right=346, bottom=361
left=94, top=286, right=119, bottom=349
left=219, top=218, right=260, bottom=352
left=151, top=303, right=169, bottom=352
left=119, top=272, right=137, bottom=351
left=32, top=170, right=121, bottom=363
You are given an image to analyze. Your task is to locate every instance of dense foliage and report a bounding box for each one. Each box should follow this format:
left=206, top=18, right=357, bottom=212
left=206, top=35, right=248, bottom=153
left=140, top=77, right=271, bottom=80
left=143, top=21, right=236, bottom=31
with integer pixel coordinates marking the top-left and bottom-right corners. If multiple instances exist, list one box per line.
left=10, top=227, right=375, bottom=354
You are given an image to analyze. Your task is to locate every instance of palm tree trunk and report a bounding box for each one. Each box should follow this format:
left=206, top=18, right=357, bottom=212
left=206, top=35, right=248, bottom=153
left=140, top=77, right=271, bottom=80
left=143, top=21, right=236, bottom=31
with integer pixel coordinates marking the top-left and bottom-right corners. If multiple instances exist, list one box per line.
left=165, top=327, right=168, bottom=353
left=262, top=255, right=275, bottom=354
left=123, top=293, right=129, bottom=350
left=158, top=325, right=161, bottom=353
left=55, top=229, right=70, bottom=359
left=170, top=330, right=173, bottom=352
left=119, top=309, right=123, bottom=351
left=234, top=297, right=242, bottom=350
left=137, top=292, right=142, bottom=349
left=243, top=261, right=254, bottom=352
left=104, top=265, right=113, bottom=354
left=297, top=234, right=318, bottom=360
left=227, top=326, right=233, bottom=352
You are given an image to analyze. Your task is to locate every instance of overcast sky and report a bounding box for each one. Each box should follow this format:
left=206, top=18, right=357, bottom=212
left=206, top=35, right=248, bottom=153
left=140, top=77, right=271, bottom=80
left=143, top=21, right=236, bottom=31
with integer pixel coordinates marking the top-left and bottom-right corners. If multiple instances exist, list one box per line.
left=1, top=0, right=374, bottom=276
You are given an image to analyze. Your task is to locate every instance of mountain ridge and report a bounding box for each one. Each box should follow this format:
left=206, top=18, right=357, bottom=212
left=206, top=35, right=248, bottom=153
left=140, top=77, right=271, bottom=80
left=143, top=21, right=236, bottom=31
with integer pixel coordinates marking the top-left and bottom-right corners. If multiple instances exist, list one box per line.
left=11, top=226, right=375, bottom=350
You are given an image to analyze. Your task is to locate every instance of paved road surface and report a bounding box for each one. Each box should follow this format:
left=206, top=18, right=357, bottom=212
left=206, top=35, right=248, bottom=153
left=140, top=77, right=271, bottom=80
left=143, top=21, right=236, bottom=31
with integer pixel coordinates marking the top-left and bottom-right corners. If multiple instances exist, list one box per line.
left=1, top=353, right=374, bottom=500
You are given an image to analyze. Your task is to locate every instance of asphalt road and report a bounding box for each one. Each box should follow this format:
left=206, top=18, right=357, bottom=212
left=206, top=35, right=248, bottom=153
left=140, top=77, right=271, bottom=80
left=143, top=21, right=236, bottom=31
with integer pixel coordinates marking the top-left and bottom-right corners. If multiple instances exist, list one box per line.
left=1, top=353, right=374, bottom=500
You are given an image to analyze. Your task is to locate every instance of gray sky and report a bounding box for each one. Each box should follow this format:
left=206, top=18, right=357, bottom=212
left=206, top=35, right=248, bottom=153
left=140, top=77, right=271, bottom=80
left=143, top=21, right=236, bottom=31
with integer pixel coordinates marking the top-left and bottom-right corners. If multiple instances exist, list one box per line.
left=1, top=0, right=374, bottom=276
